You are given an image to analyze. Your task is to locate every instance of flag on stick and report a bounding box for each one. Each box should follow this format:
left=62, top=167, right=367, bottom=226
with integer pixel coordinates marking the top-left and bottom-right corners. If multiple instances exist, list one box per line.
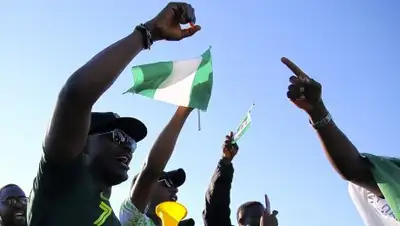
left=124, top=47, right=213, bottom=111
left=233, top=103, right=255, bottom=142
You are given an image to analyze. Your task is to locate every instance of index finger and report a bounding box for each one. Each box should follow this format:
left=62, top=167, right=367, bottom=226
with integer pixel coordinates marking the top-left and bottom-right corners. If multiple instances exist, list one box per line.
left=281, top=57, right=310, bottom=80
left=264, top=194, right=271, bottom=214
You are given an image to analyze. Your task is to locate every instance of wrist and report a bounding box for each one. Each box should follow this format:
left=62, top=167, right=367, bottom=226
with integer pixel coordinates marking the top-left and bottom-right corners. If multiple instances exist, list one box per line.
left=134, top=23, right=154, bottom=49
left=175, top=107, right=193, bottom=118
left=307, top=101, right=329, bottom=122
left=177, top=106, right=193, bottom=114
left=221, top=156, right=232, bottom=164
left=144, top=20, right=160, bottom=42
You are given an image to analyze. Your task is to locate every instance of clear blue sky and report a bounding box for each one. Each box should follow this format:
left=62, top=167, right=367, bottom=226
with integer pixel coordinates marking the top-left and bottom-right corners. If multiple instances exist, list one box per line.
left=1, top=0, right=399, bottom=225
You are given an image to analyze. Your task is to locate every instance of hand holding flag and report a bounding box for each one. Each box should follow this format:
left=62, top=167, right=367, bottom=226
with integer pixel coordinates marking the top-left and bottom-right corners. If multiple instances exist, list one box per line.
left=222, top=132, right=239, bottom=161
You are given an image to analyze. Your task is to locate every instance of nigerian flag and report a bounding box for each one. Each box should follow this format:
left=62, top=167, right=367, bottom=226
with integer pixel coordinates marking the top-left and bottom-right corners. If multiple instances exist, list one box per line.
left=124, top=47, right=213, bottom=111
left=233, top=104, right=254, bottom=142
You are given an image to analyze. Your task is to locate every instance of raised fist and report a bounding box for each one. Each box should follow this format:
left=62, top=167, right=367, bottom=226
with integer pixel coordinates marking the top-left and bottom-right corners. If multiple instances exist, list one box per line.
left=222, top=132, right=239, bottom=161
left=146, top=2, right=201, bottom=41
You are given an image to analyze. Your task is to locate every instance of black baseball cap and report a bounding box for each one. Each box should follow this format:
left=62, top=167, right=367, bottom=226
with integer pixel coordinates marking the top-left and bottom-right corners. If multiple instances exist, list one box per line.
left=160, top=168, right=186, bottom=187
left=131, top=168, right=186, bottom=188
left=178, top=218, right=195, bottom=226
left=89, top=112, right=147, bottom=142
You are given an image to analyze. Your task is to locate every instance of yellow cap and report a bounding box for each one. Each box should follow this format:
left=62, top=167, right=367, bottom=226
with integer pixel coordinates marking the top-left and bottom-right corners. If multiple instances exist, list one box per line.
left=155, top=201, right=188, bottom=226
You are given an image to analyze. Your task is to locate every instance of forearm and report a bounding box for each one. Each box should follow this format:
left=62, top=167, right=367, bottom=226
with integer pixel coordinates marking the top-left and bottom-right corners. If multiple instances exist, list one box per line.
left=61, top=30, right=144, bottom=105
left=145, top=107, right=191, bottom=172
left=203, top=158, right=233, bottom=226
left=44, top=30, right=146, bottom=161
left=130, top=107, right=191, bottom=211
left=308, top=102, right=372, bottom=182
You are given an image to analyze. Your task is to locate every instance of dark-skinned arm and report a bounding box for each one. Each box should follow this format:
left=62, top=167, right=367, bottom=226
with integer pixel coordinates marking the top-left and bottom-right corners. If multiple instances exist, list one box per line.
left=308, top=101, right=381, bottom=196
left=44, top=31, right=145, bottom=162
left=130, top=106, right=192, bottom=212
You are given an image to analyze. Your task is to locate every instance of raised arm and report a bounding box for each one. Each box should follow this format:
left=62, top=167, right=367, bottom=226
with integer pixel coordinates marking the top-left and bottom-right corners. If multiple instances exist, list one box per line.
left=282, top=57, right=380, bottom=196
left=203, top=133, right=237, bottom=226
left=130, top=106, right=193, bottom=212
left=44, top=2, right=201, bottom=163
left=44, top=30, right=145, bottom=162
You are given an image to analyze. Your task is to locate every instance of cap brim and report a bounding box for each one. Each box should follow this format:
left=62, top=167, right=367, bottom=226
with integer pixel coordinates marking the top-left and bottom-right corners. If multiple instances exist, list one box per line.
left=105, top=117, right=147, bottom=142
left=164, top=168, right=186, bottom=187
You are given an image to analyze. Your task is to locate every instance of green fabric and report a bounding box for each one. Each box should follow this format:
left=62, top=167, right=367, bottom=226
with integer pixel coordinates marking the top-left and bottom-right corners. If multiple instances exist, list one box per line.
left=233, top=112, right=251, bottom=142
left=363, top=153, right=400, bottom=220
left=119, top=198, right=156, bottom=226
left=124, top=47, right=213, bottom=111
left=233, top=104, right=254, bottom=142
left=28, top=155, right=120, bottom=226
left=124, top=61, right=173, bottom=98
left=188, top=47, right=213, bottom=111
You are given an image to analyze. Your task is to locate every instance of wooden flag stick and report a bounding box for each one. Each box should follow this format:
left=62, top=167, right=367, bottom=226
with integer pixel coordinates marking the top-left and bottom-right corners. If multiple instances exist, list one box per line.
left=197, top=109, right=201, bottom=131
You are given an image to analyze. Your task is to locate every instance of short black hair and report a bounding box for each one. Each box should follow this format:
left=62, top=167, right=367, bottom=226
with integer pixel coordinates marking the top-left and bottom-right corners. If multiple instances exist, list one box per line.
left=236, top=201, right=264, bottom=221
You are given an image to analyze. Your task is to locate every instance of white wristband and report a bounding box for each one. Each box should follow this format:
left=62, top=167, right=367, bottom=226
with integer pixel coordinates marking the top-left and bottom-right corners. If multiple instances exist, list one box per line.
left=310, top=112, right=332, bottom=129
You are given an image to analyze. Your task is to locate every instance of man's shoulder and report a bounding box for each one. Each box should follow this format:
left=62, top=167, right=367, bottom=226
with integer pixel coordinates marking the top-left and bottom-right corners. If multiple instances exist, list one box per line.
left=36, top=152, right=89, bottom=182
left=28, top=186, right=115, bottom=226
left=30, top=152, right=92, bottom=205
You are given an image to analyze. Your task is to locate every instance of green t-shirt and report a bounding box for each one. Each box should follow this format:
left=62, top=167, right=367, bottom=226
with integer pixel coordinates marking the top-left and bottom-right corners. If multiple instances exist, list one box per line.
left=27, top=153, right=120, bottom=226
left=363, top=153, right=400, bottom=220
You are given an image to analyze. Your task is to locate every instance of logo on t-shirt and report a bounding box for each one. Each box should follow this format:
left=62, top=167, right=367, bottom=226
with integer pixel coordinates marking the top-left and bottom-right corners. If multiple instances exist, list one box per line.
left=366, top=190, right=397, bottom=220
left=94, top=193, right=112, bottom=226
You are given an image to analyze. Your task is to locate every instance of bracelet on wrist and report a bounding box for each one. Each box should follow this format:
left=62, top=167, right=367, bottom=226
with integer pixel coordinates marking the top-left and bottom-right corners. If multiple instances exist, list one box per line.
left=309, top=112, right=332, bottom=129
left=135, top=23, right=153, bottom=49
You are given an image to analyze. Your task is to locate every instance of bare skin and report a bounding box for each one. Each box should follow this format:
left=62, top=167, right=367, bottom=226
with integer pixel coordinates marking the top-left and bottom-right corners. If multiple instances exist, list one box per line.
left=130, top=106, right=193, bottom=213
left=282, top=57, right=381, bottom=196
left=44, top=1, right=200, bottom=166
left=127, top=2, right=201, bottom=215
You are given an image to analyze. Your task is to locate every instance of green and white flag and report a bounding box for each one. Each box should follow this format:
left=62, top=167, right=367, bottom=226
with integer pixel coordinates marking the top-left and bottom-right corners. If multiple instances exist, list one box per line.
left=124, top=47, right=213, bottom=111
left=233, top=104, right=254, bottom=142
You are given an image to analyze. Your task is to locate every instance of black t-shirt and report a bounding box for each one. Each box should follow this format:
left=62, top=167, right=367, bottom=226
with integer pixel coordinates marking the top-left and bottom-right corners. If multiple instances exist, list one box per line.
left=27, top=153, right=121, bottom=226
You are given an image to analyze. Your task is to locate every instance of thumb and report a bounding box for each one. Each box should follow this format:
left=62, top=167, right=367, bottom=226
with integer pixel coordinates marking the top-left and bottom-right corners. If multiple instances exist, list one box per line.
left=181, top=25, right=201, bottom=39
left=271, top=210, right=278, bottom=217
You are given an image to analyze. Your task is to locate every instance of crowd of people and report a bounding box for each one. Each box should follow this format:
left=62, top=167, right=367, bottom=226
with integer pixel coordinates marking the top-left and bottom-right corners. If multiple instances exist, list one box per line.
left=1, top=2, right=399, bottom=226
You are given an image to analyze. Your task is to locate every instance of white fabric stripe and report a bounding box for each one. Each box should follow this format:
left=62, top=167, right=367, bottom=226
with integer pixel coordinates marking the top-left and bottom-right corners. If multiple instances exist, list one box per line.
left=154, top=58, right=202, bottom=106
left=348, top=182, right=400, bottom=226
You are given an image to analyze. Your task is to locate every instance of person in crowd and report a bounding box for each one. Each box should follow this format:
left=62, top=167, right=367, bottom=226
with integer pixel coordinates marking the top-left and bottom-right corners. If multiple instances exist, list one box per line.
left=0, top=184, right=27, bottom=226
left=202, top=132, right=279, bottom=226
left=237, top=200, right=278, bottom=226
left=27, top=2, right=200, bottom=226
left=281, top=57, right=400, bottom=225
left=119, top=106, right=195, bottom=226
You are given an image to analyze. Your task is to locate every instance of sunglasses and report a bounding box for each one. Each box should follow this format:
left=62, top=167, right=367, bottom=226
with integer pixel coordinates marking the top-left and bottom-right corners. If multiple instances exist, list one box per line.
left=159, top=178, right=174, bottom=188
left=101, top=129, right=137, bottom=152
left=0, top=197, right=28, bottom=206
